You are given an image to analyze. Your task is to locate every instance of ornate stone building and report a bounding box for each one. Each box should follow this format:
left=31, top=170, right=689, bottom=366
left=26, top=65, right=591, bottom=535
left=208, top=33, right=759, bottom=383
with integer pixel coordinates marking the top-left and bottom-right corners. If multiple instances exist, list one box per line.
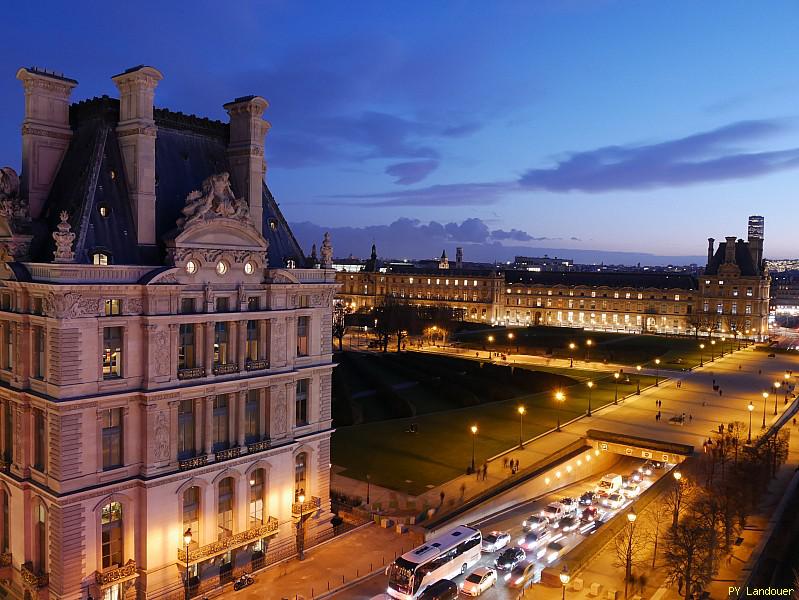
left=0, top=66, right=336, bottom=600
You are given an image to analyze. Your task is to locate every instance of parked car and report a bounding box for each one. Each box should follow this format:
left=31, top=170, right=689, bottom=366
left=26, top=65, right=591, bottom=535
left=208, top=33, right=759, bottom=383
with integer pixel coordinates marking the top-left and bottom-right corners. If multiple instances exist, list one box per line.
left=495, top=547, right=526, bottom=571
left=481, top=531, right=511, bottom=553
left=581, top=506, right=598, bottom=523
left=668, top=415, right=685, bottom=426
left=544, top=541, right=565, bottom=563
left=540, top=502, right=566, bottom=522
left=419, top=579, right=459, bottom=600
left=579, top=491, right=595, bottom=505
left=506, top=561, right=538, bottom=589
left=461, top=567, right=497, bottom=596
left=622, top=483, right=641, bottom=498
left=557, top=515, right=580, bottom=533
left=602, top=493, right=625, bottom=509
left=522, top=515, right=548, bottom=532
left=516, top=529, right=551, bottom=551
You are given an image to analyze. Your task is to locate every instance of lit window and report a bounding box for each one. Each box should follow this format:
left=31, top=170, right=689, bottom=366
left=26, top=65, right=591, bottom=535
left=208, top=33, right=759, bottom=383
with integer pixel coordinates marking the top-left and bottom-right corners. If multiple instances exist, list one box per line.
left=216, top=261, right=228, bottom=276
left=185, top=260, right=198, bottom=275
left=102, top=327, right=123, bottom=379
left=92, top=252, right=110, bottom=265
left=98, top=204, right=110, bottom=218
left=101, top=502, right=123, bottom=569
left=244, top=261, right=255, bottom=275
left=104, top=299, right=121, bottom=316
left=674, top=294, right=680, bottom=301
left=719, top=280, right=724, bottom=286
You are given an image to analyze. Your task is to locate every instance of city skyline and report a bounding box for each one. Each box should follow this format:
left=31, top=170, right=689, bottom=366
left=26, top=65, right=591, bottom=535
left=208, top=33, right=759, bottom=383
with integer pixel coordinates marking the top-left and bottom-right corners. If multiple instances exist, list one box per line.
left=2, top=1, right=799, bottom=261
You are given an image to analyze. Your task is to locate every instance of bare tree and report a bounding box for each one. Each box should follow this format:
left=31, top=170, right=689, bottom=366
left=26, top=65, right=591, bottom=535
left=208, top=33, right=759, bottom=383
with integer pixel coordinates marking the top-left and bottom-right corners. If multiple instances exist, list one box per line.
left=663, top=475, right=696, bottom=529
left=663, top=518, right=714, bottom=600
left=644, top=500, right=670, bottom=568
left=613, top=515, right=650, bottom=599
left=332, top=300, right=350, bottom=352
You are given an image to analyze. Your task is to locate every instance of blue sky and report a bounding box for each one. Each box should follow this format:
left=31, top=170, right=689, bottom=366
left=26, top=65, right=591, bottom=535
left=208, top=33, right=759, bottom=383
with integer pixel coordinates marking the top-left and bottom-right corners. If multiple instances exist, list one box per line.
left=2, top=1, right=798, bottom=262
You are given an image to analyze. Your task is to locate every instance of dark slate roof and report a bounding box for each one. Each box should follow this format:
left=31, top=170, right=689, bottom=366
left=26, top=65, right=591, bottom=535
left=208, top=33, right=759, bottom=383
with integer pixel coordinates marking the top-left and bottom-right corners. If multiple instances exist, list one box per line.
left=388, top=264, right=500, bottom=277
left=31, top=96, right=305, bottom=267
left=505, top=270, right=699, bottom=290
left=704, top=240, right=759, bottom=276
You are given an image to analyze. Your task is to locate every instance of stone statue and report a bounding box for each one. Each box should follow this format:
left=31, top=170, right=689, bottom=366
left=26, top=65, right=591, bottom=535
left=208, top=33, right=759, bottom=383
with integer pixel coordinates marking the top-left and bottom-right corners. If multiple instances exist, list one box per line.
left=320, top=232, right=333, bottom=269
left=0, top=167, right=28, bottom=222
left=52, top=211, right=75, bottom=263
left=177, top=172, right=249, bottom=228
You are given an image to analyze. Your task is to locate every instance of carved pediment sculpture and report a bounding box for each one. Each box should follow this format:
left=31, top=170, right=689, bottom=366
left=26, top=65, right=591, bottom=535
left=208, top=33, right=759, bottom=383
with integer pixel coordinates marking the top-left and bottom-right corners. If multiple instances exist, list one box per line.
left=176, top=172, right=249, bottom=229
left=0, top=167, right=27, bottom=223
left=53, top=211, right=76, bottom=263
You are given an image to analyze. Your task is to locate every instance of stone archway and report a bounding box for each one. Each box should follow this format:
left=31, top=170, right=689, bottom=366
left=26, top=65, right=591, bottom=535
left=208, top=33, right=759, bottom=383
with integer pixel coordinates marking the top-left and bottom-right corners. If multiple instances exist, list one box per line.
left=534, top=311, right=542, bottom=326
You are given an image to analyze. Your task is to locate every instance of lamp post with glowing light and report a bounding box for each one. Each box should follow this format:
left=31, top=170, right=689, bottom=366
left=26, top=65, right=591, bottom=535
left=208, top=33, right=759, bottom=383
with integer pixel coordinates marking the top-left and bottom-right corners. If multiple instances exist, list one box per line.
left=555, top=390, right=565, bottom=431
left=559, top=565, right=570, bottom=600
left=486, top=335, right=494, bottom=357
left=297, top=493, right=306, bottom=560
left=699, top=343, right=705, bottom=367
left=614, top=372, right=620, bottom=404
left=671, top=471, right=684, bottom=528
left=784, top=372, right=791, bottom=405
left=762, top=391, right=769, bottom=428
left=183, top=528, right=192, bottom=600
left=635, top=365, right=641, bottom=394
left=586, top=381, right=594, bottom=416
left=517, top=406, right=526, bottom=447
left=624, top=509, right=638, bottom=600
left=585, top=339, right=593, bottom=363
left=773, top=381, right=781, bottom=415
left=366, top=473, right=371, bottom=505
left=720, top=335, right=726, bottom=357
left=654, top=358, right=661, bottom=386
left=508, top=331, right=517, bottom=354
left=470, top=425, right=478, bottom=472
left=747, top=401, right=754, bottom=443
left=569, top=342, right=576, bottom=368
left=710, top=339, right=715, bottom=362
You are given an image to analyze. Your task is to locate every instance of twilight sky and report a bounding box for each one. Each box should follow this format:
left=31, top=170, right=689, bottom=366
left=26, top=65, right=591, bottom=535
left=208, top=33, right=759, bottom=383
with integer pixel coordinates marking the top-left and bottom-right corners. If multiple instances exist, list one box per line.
left=2, top=1, right=799, bottom=263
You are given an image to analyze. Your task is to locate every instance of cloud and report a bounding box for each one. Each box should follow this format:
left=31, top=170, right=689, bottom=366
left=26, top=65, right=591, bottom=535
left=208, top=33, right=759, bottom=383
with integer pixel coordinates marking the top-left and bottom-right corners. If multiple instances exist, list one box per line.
left=492, top=228, right=535, bottom=241
left=385, top=159, right=440, bottom=184
left=325, top=181, right=516, bottom=206
left=519, top=119, right=799, bottom=192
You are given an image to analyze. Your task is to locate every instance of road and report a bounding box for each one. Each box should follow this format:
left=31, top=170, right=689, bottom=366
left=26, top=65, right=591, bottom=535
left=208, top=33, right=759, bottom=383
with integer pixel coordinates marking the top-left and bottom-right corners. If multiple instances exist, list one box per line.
left=333, top=456, right=658, bottom=599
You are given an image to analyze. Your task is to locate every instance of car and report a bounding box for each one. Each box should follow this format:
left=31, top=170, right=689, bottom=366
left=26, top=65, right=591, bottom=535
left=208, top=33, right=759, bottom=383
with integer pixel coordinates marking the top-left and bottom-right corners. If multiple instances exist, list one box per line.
left=481, top=531, right=511, bottom=553
left=768, top=353, right=776, bottom=358
left=495, top=547, right=526, bottom=571
left=629, top=470, right=643, bottom=483
left=506, top=560, right=538, bottom=589
left=581, top=506, right=598, bottom=523
left=544, top=541, right=565, bottom=563
left=540, top=502, right=566, bottom=522
left=579, top=491, right=595, bottom=505
left=650, top=460, right=665, bottom=469
left=638, top=461, right=655, bottom=476
left=461, top=567, right=497, bottom=596
left=668, top=415, right=685, bottom=426
left=517, top=529, right=551, bottom=551
left=560, top=497, right=579, bottom=514
left=522, top=515, right=548, bottom=532
left=622, top=483, right=641, bottom=498
left=419, top=579, right=459, bottom=600
left=602, top=493, right=625, bottom=509
left=557, top=515, right=580, bottom=533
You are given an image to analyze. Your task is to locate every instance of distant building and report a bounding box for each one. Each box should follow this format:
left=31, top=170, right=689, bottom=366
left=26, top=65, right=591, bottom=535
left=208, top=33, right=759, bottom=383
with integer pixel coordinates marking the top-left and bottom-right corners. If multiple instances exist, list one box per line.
left=771, top=272, right=799, bottom=315
left=512, top=255, right=574, bottom=272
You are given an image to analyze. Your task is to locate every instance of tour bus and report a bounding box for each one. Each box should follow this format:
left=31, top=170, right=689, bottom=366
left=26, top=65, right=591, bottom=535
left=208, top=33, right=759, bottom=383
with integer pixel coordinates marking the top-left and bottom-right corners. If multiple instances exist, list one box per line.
left=387, top=526, right=482, bottom=599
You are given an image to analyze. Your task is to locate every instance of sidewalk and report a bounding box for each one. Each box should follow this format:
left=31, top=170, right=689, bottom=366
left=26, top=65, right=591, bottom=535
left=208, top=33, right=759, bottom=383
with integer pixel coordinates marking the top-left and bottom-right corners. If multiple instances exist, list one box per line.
left=237, top=524, right=421, bottom=600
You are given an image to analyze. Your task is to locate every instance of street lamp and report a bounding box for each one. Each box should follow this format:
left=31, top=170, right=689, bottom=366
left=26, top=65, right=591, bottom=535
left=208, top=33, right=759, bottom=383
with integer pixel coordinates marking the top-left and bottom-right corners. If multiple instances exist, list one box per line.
left=614, top=372, right=620, bottom=404
left=518, top=406, right=526, bottom=447
left=762, top=391, right=769, bottom=428
left=470, top=425, right=478, bottom=472
left=671, top=471, right=683, bottom=528
left=569, top=342, right=576, bottom=368
left=710, top=339, right=716, bottom=362
left=508, top=331, right=516, bottom=354
left=586, top=381, right=594, bottom=416
left=559, top=565, right=570, bottom=600
left=183, top=528, right=192, bottom=600
left=720, top=335, right=726, bottom=357
left=555, top=390, right=565, bottom=431
left=699, top=343, right=705, bottom=367
left=785, top=372, right=791, bottom=405
left=773, top=381, right=781, bottom=415
left=625, top=508, right=638, bottom=600
left=635, top=365, right=641, bottom=394
left=366, top=473, right=371, bottom=505
left=586, top=339, right=593, bottom=363
left=747, top=401, right=754, bottom=443
left=654, top=358, right=661, bottom=386
left=297, top=493, right=306, bottom=560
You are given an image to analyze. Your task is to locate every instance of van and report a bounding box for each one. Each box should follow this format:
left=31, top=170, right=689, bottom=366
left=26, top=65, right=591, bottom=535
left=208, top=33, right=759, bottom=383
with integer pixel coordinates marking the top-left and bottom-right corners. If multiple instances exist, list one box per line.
left=540, top=502, right=566, bottom=522
left=595, top=473, right=623, bottom=496
left=419, top=579, right=459, bottom=600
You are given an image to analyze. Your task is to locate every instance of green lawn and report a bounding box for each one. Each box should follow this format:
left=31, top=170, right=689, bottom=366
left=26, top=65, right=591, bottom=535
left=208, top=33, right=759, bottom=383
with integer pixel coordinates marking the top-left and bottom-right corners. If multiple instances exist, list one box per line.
left=332, top=362, right=655, bottom=495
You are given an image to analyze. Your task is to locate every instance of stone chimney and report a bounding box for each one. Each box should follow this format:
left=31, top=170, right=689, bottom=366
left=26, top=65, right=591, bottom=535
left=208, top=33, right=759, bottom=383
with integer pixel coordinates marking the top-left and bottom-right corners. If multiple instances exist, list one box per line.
left=707, top=238, right=714, bottom=266
left=111, top=65, right=163, bottom=246
left=224, top=96, right=270, bottom=232
left=724, top=236, right=737, bottom=264
left=16, top=67, right=78, bottom=219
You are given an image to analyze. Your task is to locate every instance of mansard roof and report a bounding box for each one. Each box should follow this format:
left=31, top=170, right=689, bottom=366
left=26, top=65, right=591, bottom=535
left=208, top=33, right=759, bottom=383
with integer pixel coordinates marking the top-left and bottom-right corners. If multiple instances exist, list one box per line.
left=29, top=96, right=305, bottom=267
left=505, top=270, right=699, bottom=291
left=704, top=240, right=759, bottom=277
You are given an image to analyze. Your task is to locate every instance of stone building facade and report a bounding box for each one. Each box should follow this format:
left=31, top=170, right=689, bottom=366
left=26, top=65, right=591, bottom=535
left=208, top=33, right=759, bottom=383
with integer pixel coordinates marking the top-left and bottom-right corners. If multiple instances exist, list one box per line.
left=0, top=66, right=336, bottom=600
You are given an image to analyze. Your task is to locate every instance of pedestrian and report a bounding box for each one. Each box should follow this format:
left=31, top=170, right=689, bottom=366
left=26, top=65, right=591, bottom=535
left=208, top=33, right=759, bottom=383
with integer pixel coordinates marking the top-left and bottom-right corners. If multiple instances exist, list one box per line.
left=503, top=457, right=509, bottom=470
left=439, top=491, right=445, bottom=506
left=793, top=418, right=797, bottom=427
left=482, top=462, right=488, bottom=481
left=689, top=414, right=693, bottom=423
left=459, top=482, right=466, bottom=499
left=515, top=459, right=520, bottom=471
left=758, top=369, right=762, bottom=375
left=678, top=576, right=684, bottom=595
left=727, top=552, right=734, bottom=566
left=713, top=378, right=716, bottom=386
left=677, top=380, right=682, bottom=389
left=719, top=389, right=722, bottom=396
left=739, top=364, right=742, bottom=370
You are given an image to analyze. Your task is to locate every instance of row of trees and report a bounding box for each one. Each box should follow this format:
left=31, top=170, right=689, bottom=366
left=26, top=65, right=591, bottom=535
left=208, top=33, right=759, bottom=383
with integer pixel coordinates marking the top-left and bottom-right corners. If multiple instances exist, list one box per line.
left=615, top=425, right=791, bottom=600
left=686, top=312, right=755, bottom=343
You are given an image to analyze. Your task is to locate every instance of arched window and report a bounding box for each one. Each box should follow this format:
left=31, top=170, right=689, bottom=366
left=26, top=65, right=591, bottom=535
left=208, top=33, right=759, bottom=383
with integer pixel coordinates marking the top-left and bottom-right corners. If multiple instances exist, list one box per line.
left=34, top=501, right=46, bottom=572
left=294, top=453, right=307, bottom=502
left=101, top=501, right=123, bottom=569
left=248, top=469, right=265, bottom=527
left=0, top=488, right=8, bottom=554
left=182, top=487, right=200, bottom=548
left=217, top=478, right=234, bottom=540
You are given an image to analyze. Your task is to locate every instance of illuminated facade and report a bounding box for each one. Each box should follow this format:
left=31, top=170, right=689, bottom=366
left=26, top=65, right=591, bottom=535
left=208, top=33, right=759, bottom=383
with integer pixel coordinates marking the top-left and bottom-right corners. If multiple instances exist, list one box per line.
left=0, top=67, right=335, bottom=600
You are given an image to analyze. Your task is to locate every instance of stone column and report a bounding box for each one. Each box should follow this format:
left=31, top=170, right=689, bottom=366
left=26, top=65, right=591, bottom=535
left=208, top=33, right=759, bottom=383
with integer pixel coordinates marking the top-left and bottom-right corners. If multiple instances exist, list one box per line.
left=204, top=323, right=214, bottom=375
left=258, top=320, right=269, bottom=362
left=236, top=391, right=246, bottom=447
left=237, top=320, right=247, bottom=371
left=193, top=397, right=203, bottom=456
left=203, top=396, right=214, bottom=456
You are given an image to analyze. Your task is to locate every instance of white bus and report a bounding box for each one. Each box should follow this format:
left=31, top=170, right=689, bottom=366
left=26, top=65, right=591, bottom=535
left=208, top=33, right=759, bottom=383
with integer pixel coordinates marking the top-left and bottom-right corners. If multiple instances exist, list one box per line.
left=387, top=526, right=482, bottom=599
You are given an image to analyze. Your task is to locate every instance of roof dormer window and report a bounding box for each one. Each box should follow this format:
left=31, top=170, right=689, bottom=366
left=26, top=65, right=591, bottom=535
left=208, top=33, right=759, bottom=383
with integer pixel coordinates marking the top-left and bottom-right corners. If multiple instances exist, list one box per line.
left=92, top=252, right=110, bottom=265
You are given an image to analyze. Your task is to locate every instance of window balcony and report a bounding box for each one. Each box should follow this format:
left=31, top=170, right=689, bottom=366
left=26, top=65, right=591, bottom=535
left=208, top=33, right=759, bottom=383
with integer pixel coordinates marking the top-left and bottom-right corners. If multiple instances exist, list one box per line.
left=178, top=367, right=206, bottom=380
left=21, top=562, right=48, bottom=588
left=245, top=358, right=269, bottom=372
left=292, top=496, right=321, bottom=516
left=212, top=363, right=239, bottom=376
left=94, top=559, right=138, bottom=587
left=246, top=438, right=271, bottom=453
left=178, top=455, right=208, bottom=471
left=214, top=446, right=241, bottom=462
left=177, top=517, right=279, bottom=564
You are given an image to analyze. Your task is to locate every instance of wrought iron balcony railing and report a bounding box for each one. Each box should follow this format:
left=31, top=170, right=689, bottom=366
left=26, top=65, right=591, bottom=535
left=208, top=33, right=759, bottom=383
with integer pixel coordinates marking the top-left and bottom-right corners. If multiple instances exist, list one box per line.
left=214, top=447, right=241, bottom=462
left=292, top=496, right=321, bottom=516
left=177, top=517, right=279, bottom=563
left=94, top=559, right=138, bottom=586
left=245, top=358, right=269, bottom=371
left=178, top=367, right=206, bottom=380
left=178, top=455, right=208, bottom=471
left=247, top=439, right=271, bottom=453
left=212, top=363, right=239, bottom=376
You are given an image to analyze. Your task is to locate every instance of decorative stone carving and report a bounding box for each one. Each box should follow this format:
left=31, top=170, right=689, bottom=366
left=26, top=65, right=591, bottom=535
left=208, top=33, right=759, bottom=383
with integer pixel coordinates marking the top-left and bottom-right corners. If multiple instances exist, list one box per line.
left=275, top=388, right=287, bottom=435
left=154, top=329, right=169, bottom=376
left=52, top=211, right=76, bottom=262
left=0, top=167, right=27, bottom=222
left=320, top=232, right=333, bottom=269
left=177, top=172, right=249, bottom=228
left=43, top=292, right=102, bottom=318
left=13, top=408, right=22, bottom=463
left=151, top=412, right=170, bottom=462
left=126, top=297, right=143, bottom=315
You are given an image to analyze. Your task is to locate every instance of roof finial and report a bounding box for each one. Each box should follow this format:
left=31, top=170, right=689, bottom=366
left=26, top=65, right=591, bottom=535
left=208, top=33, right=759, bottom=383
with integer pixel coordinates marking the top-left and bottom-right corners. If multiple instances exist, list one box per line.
left=53, top=211, right=75, bottom=263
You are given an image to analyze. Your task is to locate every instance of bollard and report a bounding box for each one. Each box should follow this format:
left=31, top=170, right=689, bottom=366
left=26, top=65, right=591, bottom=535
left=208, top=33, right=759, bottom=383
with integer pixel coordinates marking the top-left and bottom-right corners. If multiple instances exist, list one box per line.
left=327, top=581, right=330, bottom=591
left=382, top=556, right=385, bottom=566
left=370, top=562, right=373, bottom=571
left=357, top=568, right=359, bottom=578
left=342, top=575, right=345, bottom=584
